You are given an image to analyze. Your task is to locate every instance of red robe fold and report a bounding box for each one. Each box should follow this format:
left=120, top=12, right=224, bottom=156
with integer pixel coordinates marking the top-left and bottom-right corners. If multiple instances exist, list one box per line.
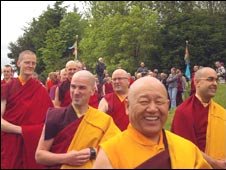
left=1, top=78, right=53, bottom=169
left=104, top=93, right=129, bottom=131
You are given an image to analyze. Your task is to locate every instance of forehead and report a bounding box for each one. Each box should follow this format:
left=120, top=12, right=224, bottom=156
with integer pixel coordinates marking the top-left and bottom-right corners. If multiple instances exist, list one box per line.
left=21, top=54, right=36, bottom=61
left=201, top=69, right=217, bottom=77
left=112, top=71, right=127, bottom=77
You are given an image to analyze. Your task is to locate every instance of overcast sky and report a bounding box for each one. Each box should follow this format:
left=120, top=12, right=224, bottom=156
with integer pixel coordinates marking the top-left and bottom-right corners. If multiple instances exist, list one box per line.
left=1, top=1, right=85, bottom=68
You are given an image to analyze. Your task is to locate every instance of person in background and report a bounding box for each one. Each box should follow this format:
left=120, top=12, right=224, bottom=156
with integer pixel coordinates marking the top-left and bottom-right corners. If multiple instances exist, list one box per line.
left=96, top=57, right=106, bottom=85
left=98, top=69, right=130, bottom=131
left=171, top=67, right=226, bottom=168
left=1, top=64, right=14, bottom=84
left=93, top=76, right=211, bottom=169
left=1, top=50, right=53, bottom=169
left=215, top=61, right=225, bottom=84
left=190, top=65, right=199, bottom=96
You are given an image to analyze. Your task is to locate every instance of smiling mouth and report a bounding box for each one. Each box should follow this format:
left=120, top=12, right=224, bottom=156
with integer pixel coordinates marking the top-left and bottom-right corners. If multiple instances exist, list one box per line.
left=144, top=116, right=159, bottom=121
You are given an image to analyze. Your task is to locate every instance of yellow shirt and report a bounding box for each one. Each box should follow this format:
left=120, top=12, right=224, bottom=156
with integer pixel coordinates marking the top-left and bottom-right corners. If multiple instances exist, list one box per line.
left=61, top=106, right=120, bottom=169
left=101, top=124, right=211, bottom=169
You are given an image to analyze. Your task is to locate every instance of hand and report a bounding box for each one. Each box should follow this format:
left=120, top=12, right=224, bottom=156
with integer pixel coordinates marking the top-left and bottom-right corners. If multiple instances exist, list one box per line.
left=212, top=159, right=226, bottom=169
left=64, top=148, right=90, bottom=166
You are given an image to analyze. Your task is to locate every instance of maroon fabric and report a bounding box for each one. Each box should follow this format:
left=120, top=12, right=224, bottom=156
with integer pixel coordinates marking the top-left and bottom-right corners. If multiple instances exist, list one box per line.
left=89, top=91, right=99, bottom=108
left=190, top=72, right=196, bottom=96
left=176, top=77, right=183, bottom=106
left=104, top=82, right=113, bottom=95
left=1, top=78, right=53, bottom=169
left=58, top=79, right=71, bottom=107
left=135, top=130, right=171, bottom=169
left=44, top=105, right=83, bottom=169
left=104, top=93, right=129, bottom=131
left=171, top=95, right=208, bottom=152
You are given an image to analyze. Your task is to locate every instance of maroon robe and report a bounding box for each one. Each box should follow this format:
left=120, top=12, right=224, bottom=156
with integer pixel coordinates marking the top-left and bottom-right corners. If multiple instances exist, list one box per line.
left=1, top=78, right=53, bottom=169
left=190, top=72, right=196, bottom=96
left=104, top=82, right=113, bottom=95
left=135, top=130, right=171, bottom=169
left=89, top=91, right=99, bottom=109
left=104, top=93, right=129, bottom=131
left=171, top=95, right=208, bottom=152
left=58, top=79, right=71, bottom=107
left=44, top=105, right=83, bottom=169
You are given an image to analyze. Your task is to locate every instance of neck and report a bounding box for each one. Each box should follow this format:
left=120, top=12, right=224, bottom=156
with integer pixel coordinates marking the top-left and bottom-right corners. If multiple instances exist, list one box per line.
left=195, top=93, right=210, bottom=104
left=72, top=104, right=89, bottom=117
left=19, top=74, right=32, bottom=83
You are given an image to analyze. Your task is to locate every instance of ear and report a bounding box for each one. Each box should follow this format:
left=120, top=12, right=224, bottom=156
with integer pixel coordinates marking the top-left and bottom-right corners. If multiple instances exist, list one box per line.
left=17, top=60, right=20, bottom=67
left=124, top=97, right=129, bottom=115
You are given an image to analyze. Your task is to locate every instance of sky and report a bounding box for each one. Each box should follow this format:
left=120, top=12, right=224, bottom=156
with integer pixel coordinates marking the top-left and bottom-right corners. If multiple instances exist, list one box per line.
left=1, top=1, right=85, bottom=68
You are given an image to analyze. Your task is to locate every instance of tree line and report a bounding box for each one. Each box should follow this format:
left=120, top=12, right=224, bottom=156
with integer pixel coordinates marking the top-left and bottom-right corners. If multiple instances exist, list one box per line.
left=7, top=1, right=226, bottom=82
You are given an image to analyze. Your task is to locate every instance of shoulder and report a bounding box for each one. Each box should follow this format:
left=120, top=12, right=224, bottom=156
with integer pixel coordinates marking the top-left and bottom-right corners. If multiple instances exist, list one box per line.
left=46, top=107, right=67, bottom=123
left=165, top=130, right=198, bottom=150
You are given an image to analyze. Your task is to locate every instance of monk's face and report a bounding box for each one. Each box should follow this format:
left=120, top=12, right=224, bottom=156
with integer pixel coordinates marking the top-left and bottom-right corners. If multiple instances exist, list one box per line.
left=112, top=70, right=129, bottom=94
left=70, top=76, right=94, bottom=107
left=195, top=68, right=218, bottom=100
left=17, top=53, right=36, bottom=77
left=128, top=77, right=169, bottom=139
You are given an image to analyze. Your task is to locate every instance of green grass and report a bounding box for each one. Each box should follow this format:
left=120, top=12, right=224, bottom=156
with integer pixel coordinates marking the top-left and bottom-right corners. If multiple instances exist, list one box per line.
left=164, top=83, right=226, bottom=130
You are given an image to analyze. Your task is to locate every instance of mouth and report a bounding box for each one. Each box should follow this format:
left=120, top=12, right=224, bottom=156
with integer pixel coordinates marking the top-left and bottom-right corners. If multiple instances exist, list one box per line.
left=144, top=116, right=159, bottom=121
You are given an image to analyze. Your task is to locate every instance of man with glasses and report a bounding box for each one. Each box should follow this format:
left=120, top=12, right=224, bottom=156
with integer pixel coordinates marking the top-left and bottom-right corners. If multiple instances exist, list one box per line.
left=98, top=69, right=130, bottom=131
left=171, top=67, right=226, bottom=168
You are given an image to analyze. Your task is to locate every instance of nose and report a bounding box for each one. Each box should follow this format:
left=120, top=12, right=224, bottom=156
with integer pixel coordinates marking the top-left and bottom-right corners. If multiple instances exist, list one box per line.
left=146, top=101, right=158, bottom=113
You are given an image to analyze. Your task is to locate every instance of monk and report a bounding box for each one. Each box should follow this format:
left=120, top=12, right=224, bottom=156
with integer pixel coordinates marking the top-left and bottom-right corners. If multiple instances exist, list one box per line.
left=93, top=76, right=211, bottom=169
left=54, top=60, right=83, bottom=107
left=1, top=50, right=53, bottom=169
left=35, top=70, right=120, bottom=169
left=1, top=64, right=14, bottom=84
left=171, top=67, right=226, bottom=168
left=98, top=69, right=129, bottom=131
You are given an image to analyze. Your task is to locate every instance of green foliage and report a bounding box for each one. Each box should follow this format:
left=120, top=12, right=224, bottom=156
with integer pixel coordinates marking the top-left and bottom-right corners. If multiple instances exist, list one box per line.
left=7, top=1, right=226, bottom=80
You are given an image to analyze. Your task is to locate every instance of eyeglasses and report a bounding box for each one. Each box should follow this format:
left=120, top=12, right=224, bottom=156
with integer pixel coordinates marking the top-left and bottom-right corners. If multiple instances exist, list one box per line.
left=112, top=77, right=128, bottom=82
left=198, top=77, right=218, bottom=82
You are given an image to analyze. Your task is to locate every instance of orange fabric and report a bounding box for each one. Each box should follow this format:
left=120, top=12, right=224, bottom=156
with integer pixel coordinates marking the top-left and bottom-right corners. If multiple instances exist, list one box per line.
left=100, top=124, right=211, bottom=169
left=205, top=100, right=226, bottom=159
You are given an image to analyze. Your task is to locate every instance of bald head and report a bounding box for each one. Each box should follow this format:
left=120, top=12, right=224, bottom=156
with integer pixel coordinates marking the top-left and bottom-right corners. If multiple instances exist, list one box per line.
left=112, top=69, right=128, bottom=78
left=194, top=67, right=217, bottom=80
left=72, top=70, right=95, bottom=87
left=128, top=76, right=168, bottom=101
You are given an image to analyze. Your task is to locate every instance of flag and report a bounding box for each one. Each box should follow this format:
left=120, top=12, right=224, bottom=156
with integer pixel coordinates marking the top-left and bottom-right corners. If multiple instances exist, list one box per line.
left=184, top=41, right=191, bottom=80
left=68, top=40, right=78, bottom=60
left=184, top=43, right=190, bottom=64
left=185, top=63, right=191, bottom=80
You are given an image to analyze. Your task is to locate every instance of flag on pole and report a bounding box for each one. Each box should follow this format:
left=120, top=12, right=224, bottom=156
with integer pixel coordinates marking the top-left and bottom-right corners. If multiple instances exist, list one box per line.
left=184, top=41, right=191, bottom=80
left=68, top=35, right=78, bottom=60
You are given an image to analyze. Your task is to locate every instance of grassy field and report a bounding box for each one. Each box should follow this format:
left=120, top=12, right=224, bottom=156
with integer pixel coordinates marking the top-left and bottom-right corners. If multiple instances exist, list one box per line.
left=164, top=83, right=226, bottom=130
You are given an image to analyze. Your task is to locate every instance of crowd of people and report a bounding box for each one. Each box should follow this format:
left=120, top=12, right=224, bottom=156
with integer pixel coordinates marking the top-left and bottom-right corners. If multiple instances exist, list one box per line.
left=1, top=50, right=226, bottom=169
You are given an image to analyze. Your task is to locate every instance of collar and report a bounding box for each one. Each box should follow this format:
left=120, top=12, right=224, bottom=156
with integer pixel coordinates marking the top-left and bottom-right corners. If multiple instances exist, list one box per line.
left=126, top=124, right=164, bottom=150
left=18, top=76, right=27, bottom=85
left=195, top=94, right=210, bottom=107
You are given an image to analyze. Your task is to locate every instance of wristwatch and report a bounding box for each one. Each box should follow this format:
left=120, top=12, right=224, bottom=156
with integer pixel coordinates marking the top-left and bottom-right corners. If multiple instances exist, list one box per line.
left=89, top=147, right=96, bottom=160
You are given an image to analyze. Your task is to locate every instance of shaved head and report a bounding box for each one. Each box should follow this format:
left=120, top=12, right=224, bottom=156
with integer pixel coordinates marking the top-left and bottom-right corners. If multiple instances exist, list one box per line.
left=194, top=67, right=217, bottom=80
left=128, top=76, right=168, bottom=101
left=72, top=70, right=96, bottom=87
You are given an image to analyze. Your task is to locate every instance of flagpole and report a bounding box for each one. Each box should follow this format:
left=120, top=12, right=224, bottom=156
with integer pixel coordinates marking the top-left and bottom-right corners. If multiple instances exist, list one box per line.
left=184, top=40, right=191, bottom=80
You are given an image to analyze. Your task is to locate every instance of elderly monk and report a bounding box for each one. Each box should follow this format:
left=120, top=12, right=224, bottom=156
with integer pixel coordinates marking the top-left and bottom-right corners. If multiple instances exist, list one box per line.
left=98, top=69, right=129, bottom=131
left=1, top=50, right=53, bottom=169
left=171, top=67, right=226, bottom=168
left=35, top=70, right=120, bottom=169
left=93, top=76, right=211, bottom=169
